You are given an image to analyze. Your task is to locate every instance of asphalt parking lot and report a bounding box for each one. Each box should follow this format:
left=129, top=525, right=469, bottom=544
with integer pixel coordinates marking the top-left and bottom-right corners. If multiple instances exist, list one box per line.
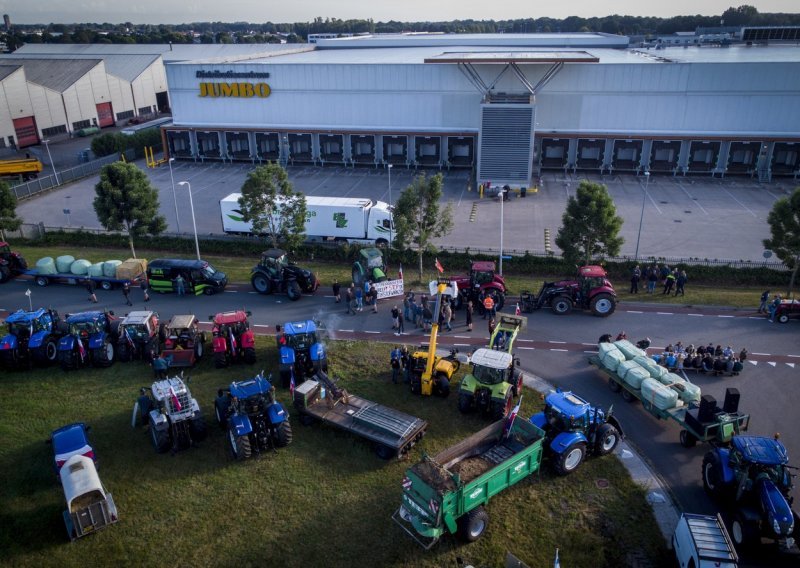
left=14, top=155, right=796, bottom=262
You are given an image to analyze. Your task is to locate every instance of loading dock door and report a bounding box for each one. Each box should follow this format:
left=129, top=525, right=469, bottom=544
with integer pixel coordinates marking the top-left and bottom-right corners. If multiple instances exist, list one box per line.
left=576, top=139, right=604, bottom=170
left=727, top=141, right=759, bottom=174
left=612, top=140, right=643, bottom=171
left=687, top=141, right=721, bottom=172
left=540, top=138, right=569, bottom=169
left=447, top=136, right=474, bottom=167
left=96, top=102, right=114, bottom=127
left=771, top=143, right=799, bottom=175
left=255, top=133, right=280, bottom=160
left=13, top=116, right=39, bottom=148
left=650, top=141, right=681, bottom=173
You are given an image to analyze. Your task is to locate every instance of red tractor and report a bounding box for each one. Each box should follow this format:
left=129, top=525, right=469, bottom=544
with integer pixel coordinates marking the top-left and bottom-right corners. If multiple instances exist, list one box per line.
left=209, top=310, right=256, bottom=368
left=451, top=260, right=507, bottom=311
left=0, top=242, right=28, bottom=283
left=519, top=265, right=617, bottom=317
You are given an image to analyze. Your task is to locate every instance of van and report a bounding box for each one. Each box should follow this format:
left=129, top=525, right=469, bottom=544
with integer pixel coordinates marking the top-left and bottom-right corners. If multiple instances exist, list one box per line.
left=146, top=259, right=227, bottom=295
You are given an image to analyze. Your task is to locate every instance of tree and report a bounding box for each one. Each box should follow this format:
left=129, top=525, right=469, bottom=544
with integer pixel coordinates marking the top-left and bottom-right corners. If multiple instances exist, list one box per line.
left=93, top=162, right=167, bottom=258
left=0, top=181, right=23, bottom=240
left=555, top=180, right=624, bottom=266
left=237, top=163, right=307, bottom=250
left=392, top=173, right=453, bottom=281
left=764, top=186, right=800, bottom=296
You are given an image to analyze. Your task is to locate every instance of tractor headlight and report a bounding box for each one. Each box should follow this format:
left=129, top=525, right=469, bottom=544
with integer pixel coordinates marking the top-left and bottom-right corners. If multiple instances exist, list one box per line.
left=773, top=518, right=782, bottom=534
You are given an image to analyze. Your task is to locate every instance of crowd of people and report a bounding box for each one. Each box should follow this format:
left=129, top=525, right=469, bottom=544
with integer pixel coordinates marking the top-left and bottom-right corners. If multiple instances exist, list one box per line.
left=758, top=289, right=785, bottom=322
left=652, top=341, right=747, bottom=376
left=629, top=264, right=688, bottom=296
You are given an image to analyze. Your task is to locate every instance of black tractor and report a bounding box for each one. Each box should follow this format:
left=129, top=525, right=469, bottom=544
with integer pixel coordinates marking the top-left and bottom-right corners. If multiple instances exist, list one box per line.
left=250, top=249, right=319, bottom=302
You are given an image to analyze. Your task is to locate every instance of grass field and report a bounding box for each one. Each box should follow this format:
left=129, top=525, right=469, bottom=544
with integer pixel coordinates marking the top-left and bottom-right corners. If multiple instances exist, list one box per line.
left=14, top=243, right=767, bottom=309
left=0, top=339, right=670, bottom=568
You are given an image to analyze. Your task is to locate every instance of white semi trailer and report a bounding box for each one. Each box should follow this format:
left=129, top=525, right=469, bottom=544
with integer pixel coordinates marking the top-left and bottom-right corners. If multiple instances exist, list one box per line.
left=220, top=193, right=393, bottom=245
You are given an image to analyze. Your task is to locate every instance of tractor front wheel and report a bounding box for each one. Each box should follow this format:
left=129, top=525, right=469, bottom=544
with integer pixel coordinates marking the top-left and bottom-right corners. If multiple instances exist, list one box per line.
left=214, top=396, right=230, bottom=428
left=228, top=429, right=252, bottom=461
left=554, top=442, right=586, bottom=476
left=551, top=296, right=573, bottom=315
left=275, top=420, right=293, bottom=447
left=150, top=422, right=171, bottom=454
left=35, top=338, right=59, bottom=366
left=491, top=395, right=512, bottom=421
left=58, top=348, right=76, bottom=371
left=590, top=293, right=617, bottom=317
left=731, top=513, right=759, bottom=549
left=458, top=392, right=474, bottom=414
left=511, top=370, right=523, bottom=397
left=287, top=280, right=302, bottom=301
left=457, top=507, right=489, bottom=542
left=702, top=451, right=724, bottom=498
left=0, top=347, right=19, bottom=370
left=190, top=415, right=208, bottom=442
left=595, top=423, right=620, bottom=456
left=92, top=338, right=115, bottom=368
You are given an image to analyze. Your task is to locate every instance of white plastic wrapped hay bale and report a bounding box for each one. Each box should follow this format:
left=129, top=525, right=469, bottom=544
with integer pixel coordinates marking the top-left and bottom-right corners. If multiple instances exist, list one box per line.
left=103, top=260, right=122, bottom=278
left=634, top=355, right=668, bottom=380
left=641, top=377, right=679, bottom=410
left=88, top=262, right=105, bottom=277
left=69, top=259, right=92, bottom=275
left=601, top=349, right=626, bottom=372
left=55, top=255, right=75, bottom=273
left=668, top=376, right=702, bottom=404
left=614, top=339, right=645, bottom=360
left=598, top=342, right=619, bottom=358
left=617, top=360, right=639, bottom=380
left=35, top=257, right=57, bottom=275
left=624, top=367, right=650, bottom=390
left=659, top=372, right=686, bottom=387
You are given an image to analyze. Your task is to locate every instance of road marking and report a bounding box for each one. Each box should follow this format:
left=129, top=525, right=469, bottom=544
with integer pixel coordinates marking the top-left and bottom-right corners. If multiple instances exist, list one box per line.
left=453, top=343, right=470, bottom=346
left=584, top=350, right=598, bottom=354
left=626, top=310, right=643, bottom=314
left=337, top=329, right=354, bottom=333
left=549, top=340, right=566, bottom=344
left=720, top=186, right=758, bottom=218
left=768, top=362, right=776, bottom=367
left=752, top=352, right=770, bottom=356
left=253, top=324, right=270, bottom=328
left=748, top=316, right=763, bottom=319
left=788, top=354, right=800, bottom=358
left=364, top=331, right=380, bottom=334
left=518, top=347, right=535, bottom=350
left=748, top=360, right=758, bottom=366
left=687, top=314, right=703, bottom=317
left=452, top=335, right=471, bottom=338
left=717, top=315, right=734, bottom=318
left=224, top=290, right=238, bottom=293
left=247, top=291, right=258, bottom=294
left=517, top=339, right=534, bottom=342
left=657, top=312, right=673, bottom=315
left=550, top=348, right=568, bottom=352
left=788, top=363, right=796, bottom=368
left=582, top=342, right=595, bottom=346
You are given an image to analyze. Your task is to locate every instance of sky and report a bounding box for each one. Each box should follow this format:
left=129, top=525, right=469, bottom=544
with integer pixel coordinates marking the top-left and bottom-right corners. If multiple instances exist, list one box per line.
left=1, top=0, right=797, bottom=26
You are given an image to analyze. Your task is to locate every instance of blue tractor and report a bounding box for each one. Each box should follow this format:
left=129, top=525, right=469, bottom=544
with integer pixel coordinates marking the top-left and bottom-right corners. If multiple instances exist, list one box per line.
left=530, top=389, right=623, bottom=476
left=0, top=308, right=66, bottom=369
left=57, top=311, right=119, bottom=370
left=276, top=320, right=327, bottom=388
left=702, top=435, right=799, bottom=552
left=214, top=373, right=292, bottom=460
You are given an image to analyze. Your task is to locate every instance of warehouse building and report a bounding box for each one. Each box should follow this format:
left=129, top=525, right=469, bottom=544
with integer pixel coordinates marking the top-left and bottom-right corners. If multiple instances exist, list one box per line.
left=162, top=33, right=800, bottom=185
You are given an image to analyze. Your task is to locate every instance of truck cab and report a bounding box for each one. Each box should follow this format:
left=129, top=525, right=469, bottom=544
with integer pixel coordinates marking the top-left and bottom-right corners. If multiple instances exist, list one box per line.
left=673, top=513, right=738, bottom=568
left=365, top=200, right=393, bottom=245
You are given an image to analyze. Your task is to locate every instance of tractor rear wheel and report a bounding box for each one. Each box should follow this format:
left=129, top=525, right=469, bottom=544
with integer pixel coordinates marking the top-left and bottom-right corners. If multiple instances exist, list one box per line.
left=190, top=415, right=208, bottom=442
left=457, top=506, right=489, bottom=542
left=511, top=370, right=523, bottom=397
left=731, top=513, right=759, bottom=549
left=214, top=351, right=228, bottom=369
left=491, top=394, right=512, bottom=421
left=554, top=442, right=586, bottom=476
left=702, top=451, right=724, bottom=498
left=275, top=420, right=293, bottom=447
left=551, top=296, right=573, bottom=315
left=374, top=443, right=395, bottom=460
left=590, top=293, right=617, bottom=317
left=150, top=422, right=171, bottom=454
left=458, top=392, right=474, bottom=414
left=228, top=429, right=252, bottom=460
left=595, top=424, right=620, bottom=456
left=251, top=273, right=273, bottom=295
left=244, top=347, right=256, bottom=364
left=434, top=373, right=450, bottom=398
left=287, top=280, right=302, bottom=301
left=34, top=338, right=59, bottom=365
left=194, top=340, right=204, bottom=360
left=1, top=347, right=19, bottom=370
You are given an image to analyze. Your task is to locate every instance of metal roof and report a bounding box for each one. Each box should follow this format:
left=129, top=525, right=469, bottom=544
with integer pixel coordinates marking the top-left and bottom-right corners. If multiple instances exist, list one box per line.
left=0, top=64, right=20, bottom=81
left=632, top=44, right=800, bottom=64
left=315, top=32, right=628, bottom=49
left=470, top=348, right=512, bottom=369
left=425, top=51, right=599, bottom=64
left=3, top=52, right=159, bottom=82
left=0, top=58, right=100, bottom=92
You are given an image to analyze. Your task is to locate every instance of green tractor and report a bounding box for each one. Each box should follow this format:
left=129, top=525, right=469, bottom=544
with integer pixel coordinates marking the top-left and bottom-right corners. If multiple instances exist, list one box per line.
left=352, top=248, right=387, bottom=288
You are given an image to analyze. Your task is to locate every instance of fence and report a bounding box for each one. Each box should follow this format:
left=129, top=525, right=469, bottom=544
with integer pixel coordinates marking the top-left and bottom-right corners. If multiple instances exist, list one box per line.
left=9, top=149, right=135, bottom=201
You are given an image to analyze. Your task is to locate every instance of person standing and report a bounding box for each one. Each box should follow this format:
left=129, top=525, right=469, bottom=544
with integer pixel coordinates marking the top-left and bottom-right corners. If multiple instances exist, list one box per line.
left=403, top=293, right=411, bottom=322
left=442, top=301, right=452, bottom=332
left=141, top=279, right=150, bottom=302
left=488, top=317, right=496, bottom=336
left=768, top=294, right=782, bottom=322
left=662, top=270, right=676, bottom=295
left=85, top=278, right=98, bottom=303
left=332, top=280, right=341, bottom=303
left=400, top=345, right=411, bottom=383
left=465, top=300, right=474, bottom=332
left=390, top=346, right=402, bottom=384
left=630, top=265, right=641, bottom=294
left=391, top=305, right=400, bottom=330
left=483, top=293, right=495, bottom=320
left=355, top=285, right=363, bottom=312
left=758, top=290, right=770, bottom=314
left=175, top=273, right=186, bottom=297
left=122, top=281, right=133, bottom=306
left=647, top=267, right=658, bottom=294
left=674, top=270, right=687, bottom=297
left=396, top=310, right=405, bottom=335
left=345, top=286, right=355, bottom=314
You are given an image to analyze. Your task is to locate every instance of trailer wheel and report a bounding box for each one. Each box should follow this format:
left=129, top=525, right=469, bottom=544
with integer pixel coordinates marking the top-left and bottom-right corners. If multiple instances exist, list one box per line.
left=620, top=389, right=635, bottom=403
left=34, top=275, right=49, bottom=287
left=101, top=280, right=113, bottom=291
left=275, top=420, right=293, bottom=448
left=551, top=296, right=573, bottom=315
left=457, top=507, right=489, bottom=542
left=554, top=442, right=586, bottom=476
left=608, top=378, right=622, bottom=393
left=595, top=424, right=620, bottom=456
left=434, top=373, right=450, bottom=398
left=374, top=443, right=394, bottom=460
left=458, top=392, right=474, bottom=414
left=731, top=512, right=759, bottom=548
left=228, top=429, right=251, bottom=461
left=702, top=451, right=724, bottom=497
left=680, top=429, right=698, bottom=449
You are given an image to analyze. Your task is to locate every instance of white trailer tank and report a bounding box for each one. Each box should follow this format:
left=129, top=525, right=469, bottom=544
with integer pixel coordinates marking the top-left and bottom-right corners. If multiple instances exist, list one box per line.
left=220, top=193, right=393, bottom=245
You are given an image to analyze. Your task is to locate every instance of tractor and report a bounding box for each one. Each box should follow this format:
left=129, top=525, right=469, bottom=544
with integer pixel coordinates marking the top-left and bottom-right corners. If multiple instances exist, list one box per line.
left=0, top=308, right=66, bottom=369
left=519, top=265, right=617, bottom=317
left=702, top=435, right=799, bottom=552
left=160, top=314, right=206, bottom=368
left=529, top=390, right=624, bottom=476
left=57, top=311, right=119, bottom=370
left=352, top=247, right=387, bottom=289
left=451, top=260, right=507, bottom=312
left=214, top=372, right=292, bottom=460
left=209, top=310, right=256, bottom=368
left=250, top=248, right=319, bottom=301
left=276, top=320, right=327, bottom=388
left=132, top=375, right=207, bottom=454
left=116, top=311, right=162, bottom=362
left=0, top=241, right=27, bottom=283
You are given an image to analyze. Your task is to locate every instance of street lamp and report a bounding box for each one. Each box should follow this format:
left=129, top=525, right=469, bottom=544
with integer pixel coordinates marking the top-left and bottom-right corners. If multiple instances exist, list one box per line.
left=387, top=163, right=392, bottom=261
left=634, top=171, right=650, bottom=262
left=177, top=181, right=201, bottom=260
left=168, top=158, right=182, bottom=234
left=499, top=186, right=505, bottom=276
left=42, top=139, right=59, bottom=185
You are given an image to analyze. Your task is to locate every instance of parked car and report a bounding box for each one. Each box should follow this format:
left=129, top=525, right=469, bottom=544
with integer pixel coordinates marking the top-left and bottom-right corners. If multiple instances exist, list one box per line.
left=775, top=299, right=800, bottom=324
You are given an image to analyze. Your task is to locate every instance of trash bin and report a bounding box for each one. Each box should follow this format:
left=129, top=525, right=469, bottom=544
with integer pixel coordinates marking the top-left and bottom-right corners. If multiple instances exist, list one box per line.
left=520, top=187, right=527, bottom=198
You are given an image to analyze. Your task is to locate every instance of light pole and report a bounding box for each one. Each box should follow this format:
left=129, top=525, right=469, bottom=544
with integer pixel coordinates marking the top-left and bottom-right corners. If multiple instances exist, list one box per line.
left=42, top=139, right=59, bottom=185
left=634, top=171, right=650, bottom=262
left=387, top=163, right=392, bottom=262
left=177, top=181, right=201, bottom=260
left=499, top=186, right=505, bottom=276
left=168, top=158, right=182, bottom=234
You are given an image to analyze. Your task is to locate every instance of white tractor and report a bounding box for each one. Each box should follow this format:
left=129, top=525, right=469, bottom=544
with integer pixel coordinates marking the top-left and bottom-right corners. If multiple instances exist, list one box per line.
left=132, top=375, right=207, bottom=453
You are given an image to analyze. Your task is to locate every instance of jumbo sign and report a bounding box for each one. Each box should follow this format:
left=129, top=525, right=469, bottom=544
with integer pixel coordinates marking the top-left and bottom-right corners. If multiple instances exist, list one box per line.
left=198, top=82, right=271, bottom=98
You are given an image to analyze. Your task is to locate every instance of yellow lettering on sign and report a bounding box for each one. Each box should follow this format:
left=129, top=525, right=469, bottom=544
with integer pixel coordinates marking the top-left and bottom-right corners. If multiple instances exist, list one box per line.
left=198, top=82, right=271, bottom=98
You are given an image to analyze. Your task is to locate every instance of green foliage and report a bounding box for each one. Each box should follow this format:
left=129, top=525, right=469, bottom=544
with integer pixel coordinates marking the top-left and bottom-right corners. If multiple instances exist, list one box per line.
left=92, top=129, right=163, bottom=159
left=764, top=186, right=800, bottom=294
left=392, top=173, right=453, bottom=280
left=237, top=163, right=307, bottom=250
left=91, top=132, right=126, bottom=157
left=555, top=181, right=624, bottom=266
left=0, top=181, right=22, bottom=239
left=93, top=162, right=167, bottom=257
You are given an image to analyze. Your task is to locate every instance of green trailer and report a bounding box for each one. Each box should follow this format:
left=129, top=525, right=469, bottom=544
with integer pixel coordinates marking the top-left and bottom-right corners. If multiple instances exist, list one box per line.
left=392, top=417, right=544, bottom=549
left=589, top=355, right=750, bottom=448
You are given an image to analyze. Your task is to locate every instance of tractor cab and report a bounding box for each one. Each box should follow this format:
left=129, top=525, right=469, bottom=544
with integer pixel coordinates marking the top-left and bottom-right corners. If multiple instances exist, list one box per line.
left=5, top=308, right=55, bottom=338
left=119, top=311, right=159, bottom=342
left=258, top=249, right=290, bottom=278
left=67, top=312, right=110, bottom=338
left=469, top=349, right=513, bottom=385
left=471, top=261, right=498, bottom=287
left=577, top=265, right=613, bottom=298
left=544, top=391, right=596, bottom=433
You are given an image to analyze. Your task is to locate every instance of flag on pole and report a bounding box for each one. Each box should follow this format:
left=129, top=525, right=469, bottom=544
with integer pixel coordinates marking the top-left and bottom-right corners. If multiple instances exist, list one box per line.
left=398, top=263, right=403, bottom=281
left=169, top=385, right=183, bottom=411
left=124, top=327, right=135, bottom=348
left=289, top=368, right=296, bottom=397
left=229, top=327, right=237, bottom=357
left=503, top=395, right=522, bottom=439
left=75, top=335, right=86, bottom=363
left=435, top=258, right=444, bottom=274
left=515, top=303, right=521, bottom=316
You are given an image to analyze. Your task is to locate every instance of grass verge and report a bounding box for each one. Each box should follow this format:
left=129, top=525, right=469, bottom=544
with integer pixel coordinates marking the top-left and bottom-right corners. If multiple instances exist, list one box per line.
left=0, top=339, right=669, bottom=568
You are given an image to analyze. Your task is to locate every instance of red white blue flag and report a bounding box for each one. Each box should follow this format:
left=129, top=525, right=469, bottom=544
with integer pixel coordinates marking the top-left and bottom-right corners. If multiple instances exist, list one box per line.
left=169, top=385, right=182, bottom=411
left=503, top=395, right=522, bottom=439
left=76, top=335, right=86, bottom=362
left=229, top=328, right=237, bottom=356
left=398, top=264, right=403, bottom=281
left=124, top=327, right=135, bottom=348
left=402, top=476, right=412, bottom=490
left=289, top=368, right=296, bottom=397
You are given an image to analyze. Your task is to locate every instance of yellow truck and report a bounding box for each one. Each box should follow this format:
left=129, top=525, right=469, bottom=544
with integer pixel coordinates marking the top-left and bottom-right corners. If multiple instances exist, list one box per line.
left=0, top=158, right=43, bottom=180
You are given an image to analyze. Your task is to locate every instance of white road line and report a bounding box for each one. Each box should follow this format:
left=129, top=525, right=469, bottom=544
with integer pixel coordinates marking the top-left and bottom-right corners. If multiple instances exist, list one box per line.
left=720, top=186, right=758, bottom=218
left=337, top=329, right=354, bottom=333
left=788, top=355, right=800, bottom=358
left=452, top=335, right=471, bottom=338
left=788, top=363, right=796, bottom=369
left=752, top=352, right=770, bottom=356
left=253, top=324, right=270, bottom=328
left=626, top=310, right=643, bottom=314
left=550, top=348, right=568, bottom=352
left=224, top=290, right=238, bottom=293
left=717, top=315, right=734, bottom=318
left=676, top=181, right=709, bottom=215
left=768, top=362, right=777, bottom=367
left=517, top=346, right=535, bottom=350
left=247, top=291, right=258, bottom=294
left=584, top=350, right=598, bottom=354
left=549, top=340, right=567, bottom=344
left=748, top=316, right=763, bottom=319
left=657, top=312, right=673, bottom=315
left=582, top=342, right=595, bottom=346
left=749, top=360, right=758, bottom=365
left=453, top=343, right=470, bottom=346
left=364, top=331, right=380, bottom=334
left=688, top=314, right=704, bottom=317
left=517, top=339, right=534, bottom=342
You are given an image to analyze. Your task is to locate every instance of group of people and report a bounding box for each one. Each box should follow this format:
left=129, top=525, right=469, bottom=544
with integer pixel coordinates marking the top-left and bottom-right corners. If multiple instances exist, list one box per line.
left=630, top=264, right=688, bottom=296
left=333, top=280, right=380, bottom=315
left=389, top=345, right=412, bottom=384
left=654, top=342, right=747, bottom=377
left=84, top=278, right=150, bottom=305
left=758, top=290, right=784, bottom=322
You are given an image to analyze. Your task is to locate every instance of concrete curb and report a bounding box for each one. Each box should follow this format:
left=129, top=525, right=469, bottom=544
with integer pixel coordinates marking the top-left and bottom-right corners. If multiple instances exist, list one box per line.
left=522, top=370, right=680, bottom=544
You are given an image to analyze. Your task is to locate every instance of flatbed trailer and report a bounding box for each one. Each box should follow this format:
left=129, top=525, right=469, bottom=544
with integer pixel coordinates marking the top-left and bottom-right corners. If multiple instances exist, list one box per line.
left=293, top=373, right=427, bottom=459
left=589, top=355, right=749, bottom=448
left=23, top=269, right=140, bottom=290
